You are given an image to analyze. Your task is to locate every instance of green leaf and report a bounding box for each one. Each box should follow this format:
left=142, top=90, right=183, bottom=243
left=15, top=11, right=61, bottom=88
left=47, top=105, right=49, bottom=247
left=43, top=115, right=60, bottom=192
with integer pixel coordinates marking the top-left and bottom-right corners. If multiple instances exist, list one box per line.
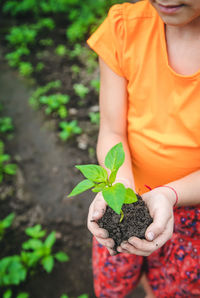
left=109, top=170, right=117, bottom=185
left=22, top=239, right=43, bottom=250
left=2, top=213, right=15, bottom=228
left=3, top=289, right=12, bottom=298
left=4, top=164, right=17, bottom=175
left=16, top=293, right=29, bottom=298
left=124, top=188, right=138, bottom=204
left=105, top=143, right=125, bottom=173
left=102, top=183, right=126, bottom=214
left=60, top=295, right=68, bottom=298
left=0, top=173, right=3, bottom=183
left=91, top=183, right=106, bottom=193
left=0, top=255, right=27, bottom=286
left=25, top=224, right=46, bottom=239
left=54, top=252, right=69, bottom=262
left=68, top=179, right=95, bottom=197
left=20, top=251, right=40, bottom=268
left=76, top=165, right=108, bottom=183
left=41, top=255, right=54, bottom=273
left=44, top=231, right=56, bottom=248
left=78, top=294, right=89, bottom=298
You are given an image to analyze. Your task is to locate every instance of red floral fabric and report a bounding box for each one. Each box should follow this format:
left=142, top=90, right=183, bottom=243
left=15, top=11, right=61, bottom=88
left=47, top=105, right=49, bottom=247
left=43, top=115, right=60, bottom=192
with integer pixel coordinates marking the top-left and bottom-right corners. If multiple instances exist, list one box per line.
left=92, top=206, right=200, bottom=297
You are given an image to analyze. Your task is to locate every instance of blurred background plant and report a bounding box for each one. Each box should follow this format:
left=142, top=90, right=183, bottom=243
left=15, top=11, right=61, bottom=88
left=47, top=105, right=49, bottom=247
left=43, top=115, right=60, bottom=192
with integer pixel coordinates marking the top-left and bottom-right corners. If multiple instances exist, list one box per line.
left=0, top=1, right=137, bottom=297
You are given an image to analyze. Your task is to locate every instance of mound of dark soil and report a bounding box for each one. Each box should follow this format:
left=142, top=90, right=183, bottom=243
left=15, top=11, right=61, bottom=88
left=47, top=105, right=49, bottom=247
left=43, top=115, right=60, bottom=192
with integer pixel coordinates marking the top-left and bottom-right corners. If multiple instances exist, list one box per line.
left=98, top=195, right=153, bottom=251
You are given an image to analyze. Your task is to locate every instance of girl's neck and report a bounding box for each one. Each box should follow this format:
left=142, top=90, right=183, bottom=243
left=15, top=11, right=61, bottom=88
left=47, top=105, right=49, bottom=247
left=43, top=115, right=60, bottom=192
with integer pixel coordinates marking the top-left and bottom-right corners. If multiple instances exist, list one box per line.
left=166, top=17, right=200, bottom=40
left=164, top=18, right=200, bottom=76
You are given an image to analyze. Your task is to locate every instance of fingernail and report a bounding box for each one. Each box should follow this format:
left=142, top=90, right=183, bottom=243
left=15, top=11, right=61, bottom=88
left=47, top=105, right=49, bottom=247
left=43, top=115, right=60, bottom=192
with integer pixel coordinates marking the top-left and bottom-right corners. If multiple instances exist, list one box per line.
left=93, top=211, right=99, bottom=218
left=147, top=232, right=154, bottom=241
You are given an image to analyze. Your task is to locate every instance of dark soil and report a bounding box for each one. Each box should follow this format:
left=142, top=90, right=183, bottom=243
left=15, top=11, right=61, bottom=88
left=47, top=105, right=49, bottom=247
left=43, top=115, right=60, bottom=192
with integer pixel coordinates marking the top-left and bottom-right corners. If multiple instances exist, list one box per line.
left=98, top=196, right=153, bottom=250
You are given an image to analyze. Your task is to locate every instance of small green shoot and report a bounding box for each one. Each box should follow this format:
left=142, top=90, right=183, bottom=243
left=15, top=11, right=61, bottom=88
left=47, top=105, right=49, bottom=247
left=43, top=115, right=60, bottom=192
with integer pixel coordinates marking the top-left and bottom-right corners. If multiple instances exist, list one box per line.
left=73, top=83, right=89, bottom=100
left=39, top=38, right=54, bottom=47
left=21, top=225, right=69, bottom=273
left=39, top=94, right=69, bottom=118
left=55, top=45, right=68, bottom=56
left=68, top=143, right=138, bottom=221
left=89, top=112, right=100, bottom=125
left=0, top=213, right=15, bottom=240
left=19, top=62, right=33, bottom=77
left=0, top=140, right=18, bottom=183
left=0, top=117, right=14, bottom=133
left=59, top=120, right=82, bottom=141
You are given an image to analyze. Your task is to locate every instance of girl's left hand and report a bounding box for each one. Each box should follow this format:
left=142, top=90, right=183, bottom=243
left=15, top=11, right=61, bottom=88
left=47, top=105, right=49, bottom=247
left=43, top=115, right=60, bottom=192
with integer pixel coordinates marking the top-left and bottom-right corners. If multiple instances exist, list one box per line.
left=117, top=187, right=175, bottom=256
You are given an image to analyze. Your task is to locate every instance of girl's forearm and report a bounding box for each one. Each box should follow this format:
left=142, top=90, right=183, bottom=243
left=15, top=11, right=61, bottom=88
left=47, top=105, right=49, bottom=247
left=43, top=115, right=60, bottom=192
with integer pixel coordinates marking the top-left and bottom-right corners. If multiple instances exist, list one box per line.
left=96, top=130, right=135, bottom=190
left=166, top=170, right=200, bottom=206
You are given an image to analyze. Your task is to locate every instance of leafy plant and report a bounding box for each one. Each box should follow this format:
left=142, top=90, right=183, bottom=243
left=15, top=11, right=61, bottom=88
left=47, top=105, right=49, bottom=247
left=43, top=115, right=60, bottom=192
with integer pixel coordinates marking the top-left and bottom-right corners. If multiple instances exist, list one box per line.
left=0, top=117, right=14, bottom=133
left=0, top=224, right=68, bottom=296
left=6, top=26, right=37, bottom=47
left=73, top=84, right=89, bottom=100
left=19, top=62, right=33, bottom=77
left=39, top=94, right=69, bottom=118
left=35, top=62, right=45, bottom=72
left=3, top=288, right=29, bottom=298
left=55, top=45, right=68, bottom=56
left=89, top=112, right=100, bottom=125
left=68, top=143, right=138, bottom=221
left=0, top=213, right=15, bottom=241
left=71, top=65, right=80, bottom=77
left=34, top=18, right=55, bottom=31
left=5, top=47, right=30, bottom=68
left=90, top=79, right=100, bottom=93
left=21, top=225, right=69, bottom=273
left=59, top=121, right=82, bottom=141
left=29, top=80, right=61, bottom=109
left=0, top=255, right=27, bottom=287
left=0, top=140, right=17, bottom=183
left=60, top=294, right=88, bottom=298
left=39, top=38, right=54, bottom=47
left=68, top=44, right=82, bottom=60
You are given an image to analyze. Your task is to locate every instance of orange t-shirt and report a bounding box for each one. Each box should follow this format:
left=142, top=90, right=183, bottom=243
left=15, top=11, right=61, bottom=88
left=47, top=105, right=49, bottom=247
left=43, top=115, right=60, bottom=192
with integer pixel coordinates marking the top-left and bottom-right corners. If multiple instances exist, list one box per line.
left=87, top=0, right=200, bottom=194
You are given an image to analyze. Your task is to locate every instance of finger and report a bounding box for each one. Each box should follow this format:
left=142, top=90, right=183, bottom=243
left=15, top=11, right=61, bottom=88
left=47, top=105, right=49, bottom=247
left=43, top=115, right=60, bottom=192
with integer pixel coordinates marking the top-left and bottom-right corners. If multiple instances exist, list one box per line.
left=145, top=208, right=170, bottom=241
left=128, top=237, right=159, bottom=253
left=88, top=220, right=109, bottom=238
left=120, top=241, right=150, bottom=256
left=117, top=246, right=130, bottom=254
left=107, top=247, right=117, bottom=256
left=95, top=236, right=115, bottom=249
left=89, top=195, right=107, bottom=221
left=128, top=221, right=173, bottom=254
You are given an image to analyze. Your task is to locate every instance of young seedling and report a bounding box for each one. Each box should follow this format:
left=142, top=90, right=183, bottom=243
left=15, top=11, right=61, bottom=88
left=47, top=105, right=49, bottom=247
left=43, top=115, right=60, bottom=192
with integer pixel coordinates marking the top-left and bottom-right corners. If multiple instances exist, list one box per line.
left=68, top=143, right=138, bottom=222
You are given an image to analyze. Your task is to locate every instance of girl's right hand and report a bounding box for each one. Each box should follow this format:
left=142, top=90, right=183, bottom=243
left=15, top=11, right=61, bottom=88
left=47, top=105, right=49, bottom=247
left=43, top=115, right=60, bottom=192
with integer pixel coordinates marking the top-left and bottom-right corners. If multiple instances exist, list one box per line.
left=87, top=193, right=116, bottom=255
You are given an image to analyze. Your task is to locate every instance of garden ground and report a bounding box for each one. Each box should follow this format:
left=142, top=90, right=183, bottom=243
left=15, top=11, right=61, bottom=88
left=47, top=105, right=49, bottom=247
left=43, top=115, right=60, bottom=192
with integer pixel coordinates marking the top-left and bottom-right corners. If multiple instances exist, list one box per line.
left=0, top=51, right=145, bottom=297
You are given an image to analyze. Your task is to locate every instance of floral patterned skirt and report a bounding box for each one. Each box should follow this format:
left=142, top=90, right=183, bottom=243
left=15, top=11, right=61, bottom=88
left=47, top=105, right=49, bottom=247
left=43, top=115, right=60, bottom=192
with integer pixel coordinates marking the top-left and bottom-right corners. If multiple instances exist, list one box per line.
left=92, top=206, right=200, bottom=297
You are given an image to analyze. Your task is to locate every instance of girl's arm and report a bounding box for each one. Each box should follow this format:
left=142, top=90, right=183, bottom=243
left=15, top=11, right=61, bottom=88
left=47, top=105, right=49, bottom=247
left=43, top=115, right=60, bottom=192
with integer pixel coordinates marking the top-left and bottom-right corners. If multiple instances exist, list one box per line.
left=96, top=57, right=135, bottom=187
left=87, top=57, right=135, bottom=255
left=166, top=170, right=200, bottom=206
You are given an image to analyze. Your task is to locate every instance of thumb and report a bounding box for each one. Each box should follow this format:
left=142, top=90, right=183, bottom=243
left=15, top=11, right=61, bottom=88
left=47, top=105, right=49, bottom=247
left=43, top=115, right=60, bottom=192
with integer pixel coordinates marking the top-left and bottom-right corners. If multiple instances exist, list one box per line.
left=145, top=210, right=168, bottom=241
left=92, top=194, right=107, bottom=220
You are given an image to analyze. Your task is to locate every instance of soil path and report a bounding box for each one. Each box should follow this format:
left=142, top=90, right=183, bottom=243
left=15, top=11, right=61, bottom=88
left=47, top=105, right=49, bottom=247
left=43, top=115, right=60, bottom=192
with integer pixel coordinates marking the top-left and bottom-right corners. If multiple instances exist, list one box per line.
left=0, top=52, right=145, bottom=297
left=0, top=58, right=93, bottom=226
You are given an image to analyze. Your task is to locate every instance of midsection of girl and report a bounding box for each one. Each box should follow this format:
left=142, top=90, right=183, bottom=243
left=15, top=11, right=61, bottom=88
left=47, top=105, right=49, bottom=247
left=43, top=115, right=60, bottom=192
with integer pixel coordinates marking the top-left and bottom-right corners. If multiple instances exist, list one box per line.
left=87, top=1, right=200, bottom=297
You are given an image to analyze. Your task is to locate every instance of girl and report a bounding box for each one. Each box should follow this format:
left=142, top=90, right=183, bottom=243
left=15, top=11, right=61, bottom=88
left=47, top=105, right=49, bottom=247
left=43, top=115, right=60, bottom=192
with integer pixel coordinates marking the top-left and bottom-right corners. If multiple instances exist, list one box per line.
left=87, top=1, right=200, bottom=297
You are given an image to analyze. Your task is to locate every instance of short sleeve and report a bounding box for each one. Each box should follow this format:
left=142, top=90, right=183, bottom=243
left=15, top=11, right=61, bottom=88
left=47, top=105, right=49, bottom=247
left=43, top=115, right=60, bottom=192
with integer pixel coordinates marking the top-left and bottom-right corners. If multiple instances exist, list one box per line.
left=87, top=5, right=125, bottom=77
